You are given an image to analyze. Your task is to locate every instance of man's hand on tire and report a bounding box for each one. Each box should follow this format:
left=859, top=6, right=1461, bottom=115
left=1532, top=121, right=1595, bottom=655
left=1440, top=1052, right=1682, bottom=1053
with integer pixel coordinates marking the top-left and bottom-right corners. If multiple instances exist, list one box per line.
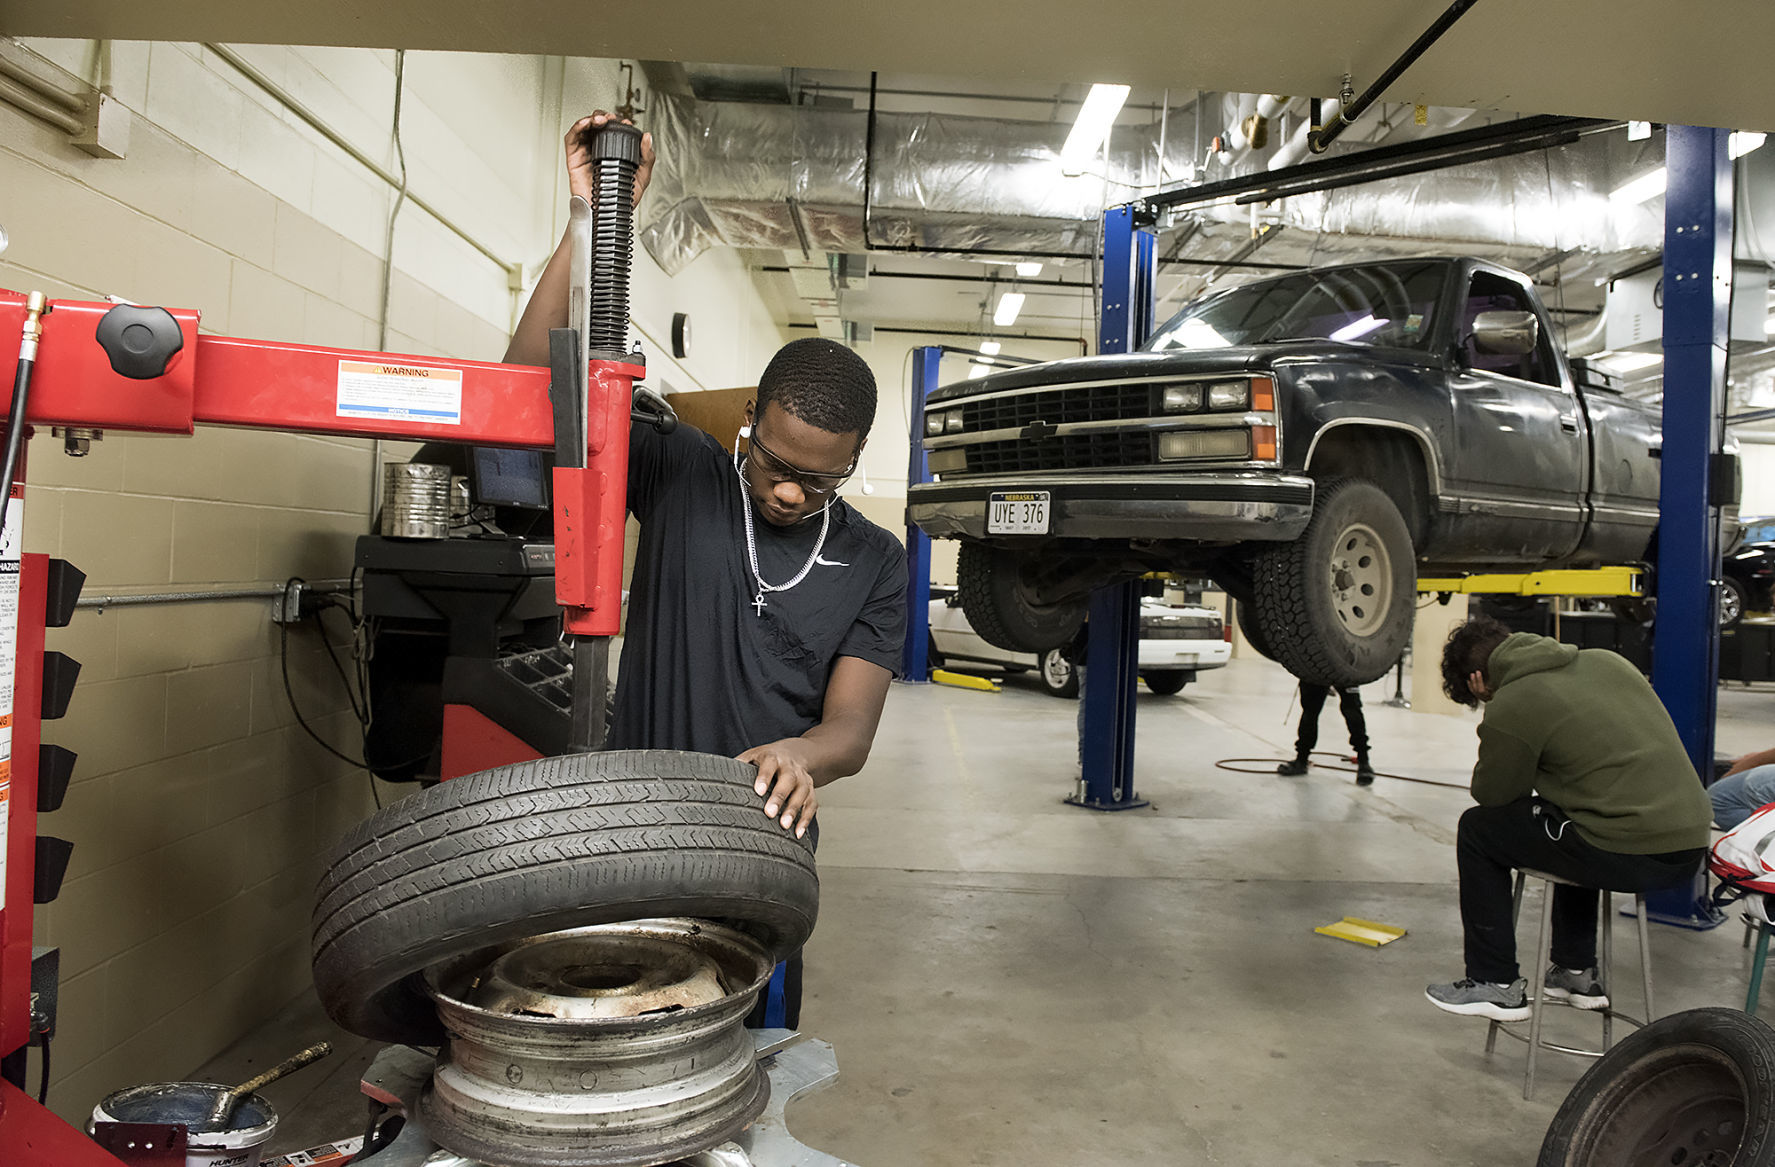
left=739, top=740, right=819, bottom=838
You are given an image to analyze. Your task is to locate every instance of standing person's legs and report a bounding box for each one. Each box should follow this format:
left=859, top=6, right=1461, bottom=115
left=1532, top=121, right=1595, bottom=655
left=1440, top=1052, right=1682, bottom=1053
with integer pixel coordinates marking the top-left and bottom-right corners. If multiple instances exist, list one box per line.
left=1710, top=763, right=1775, bottom=830
left=1295, top=682, right=1328, bottom=756
left=1338, top=687, right=1369, bottom=759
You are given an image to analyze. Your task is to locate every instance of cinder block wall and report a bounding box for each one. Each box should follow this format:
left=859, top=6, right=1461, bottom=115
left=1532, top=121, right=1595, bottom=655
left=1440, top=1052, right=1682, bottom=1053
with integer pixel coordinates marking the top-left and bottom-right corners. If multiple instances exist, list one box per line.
left=1, top=39, right=784, bottom=1121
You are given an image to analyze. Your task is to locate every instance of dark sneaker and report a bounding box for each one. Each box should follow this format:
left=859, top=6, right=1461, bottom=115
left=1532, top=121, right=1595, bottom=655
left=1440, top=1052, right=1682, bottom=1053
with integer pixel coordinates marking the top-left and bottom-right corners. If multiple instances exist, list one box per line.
left=1277, top=757, right=1310, bottom=776
left=1355, top=758, right=1376, bottom=786
left=1425, top=977, right=1531, bottom=1021
left=1544, top=965, right=1608, bottom=1010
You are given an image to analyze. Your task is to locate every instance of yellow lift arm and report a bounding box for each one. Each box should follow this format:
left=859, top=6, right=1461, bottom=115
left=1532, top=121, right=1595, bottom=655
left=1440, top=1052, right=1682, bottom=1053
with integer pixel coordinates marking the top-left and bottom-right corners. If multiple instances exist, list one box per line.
left=1417, top=565, right=1645, bottom=597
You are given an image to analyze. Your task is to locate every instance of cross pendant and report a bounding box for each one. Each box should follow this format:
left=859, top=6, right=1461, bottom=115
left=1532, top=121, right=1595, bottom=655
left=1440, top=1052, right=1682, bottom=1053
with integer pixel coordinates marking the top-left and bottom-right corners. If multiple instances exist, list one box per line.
left=751, top=591, right=767, bottom=616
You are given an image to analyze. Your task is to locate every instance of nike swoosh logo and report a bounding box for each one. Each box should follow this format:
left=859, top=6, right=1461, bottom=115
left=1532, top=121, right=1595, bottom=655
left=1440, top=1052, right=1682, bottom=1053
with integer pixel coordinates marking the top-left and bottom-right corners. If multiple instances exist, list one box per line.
left=814, top=555, right=850, bottom=567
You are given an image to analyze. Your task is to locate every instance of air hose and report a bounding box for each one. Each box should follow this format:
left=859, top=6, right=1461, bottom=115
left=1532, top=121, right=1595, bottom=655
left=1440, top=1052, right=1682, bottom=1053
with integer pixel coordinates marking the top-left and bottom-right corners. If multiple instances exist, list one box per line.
left=0, top=291, right=45, bottom=535
left=586, top=122, right=644, bottom=355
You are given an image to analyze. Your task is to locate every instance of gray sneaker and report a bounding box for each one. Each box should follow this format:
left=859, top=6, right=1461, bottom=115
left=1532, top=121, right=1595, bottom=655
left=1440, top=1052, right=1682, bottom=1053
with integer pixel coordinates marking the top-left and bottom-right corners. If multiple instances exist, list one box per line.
left=1544, top=965, right=1609, bottom=1010
left=1425, top=977, right=1531, bottom=1021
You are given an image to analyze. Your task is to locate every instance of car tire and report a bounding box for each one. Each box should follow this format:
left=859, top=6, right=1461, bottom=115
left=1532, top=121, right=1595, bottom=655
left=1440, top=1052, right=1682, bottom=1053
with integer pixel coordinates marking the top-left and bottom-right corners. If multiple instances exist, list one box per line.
left=1037, top=647, right=1079, bottom=698
left=1722, top=576, right=1747, bottom=628
left=311, top=750, right=820, bottom=1046
left=1252, top=478, right=1415, bottom=688
left=1141, top=670, right=1190, bottom=696
left=957, top=542, right=1087, bottom=653
left=1538, top=1007, right=1775, bottom=1167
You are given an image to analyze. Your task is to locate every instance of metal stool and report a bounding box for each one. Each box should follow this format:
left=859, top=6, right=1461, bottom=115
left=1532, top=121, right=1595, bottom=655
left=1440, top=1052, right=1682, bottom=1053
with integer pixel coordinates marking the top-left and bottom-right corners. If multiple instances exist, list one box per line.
left=1743, top=905, right=1772, bottom=1014
left=1484, top=869, right=1654, bottom=1100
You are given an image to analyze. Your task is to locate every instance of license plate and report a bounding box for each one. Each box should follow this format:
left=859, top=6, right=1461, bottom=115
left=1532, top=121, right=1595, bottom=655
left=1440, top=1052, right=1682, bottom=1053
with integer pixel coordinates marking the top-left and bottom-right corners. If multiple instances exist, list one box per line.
left=987, top=491, right=1050, bottom=535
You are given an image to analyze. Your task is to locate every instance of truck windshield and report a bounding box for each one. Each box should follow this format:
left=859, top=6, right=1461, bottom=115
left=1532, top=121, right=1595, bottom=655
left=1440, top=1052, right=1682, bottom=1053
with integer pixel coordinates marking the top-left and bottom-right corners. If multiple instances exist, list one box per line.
left=1144, top=262, right=1446, bottom=352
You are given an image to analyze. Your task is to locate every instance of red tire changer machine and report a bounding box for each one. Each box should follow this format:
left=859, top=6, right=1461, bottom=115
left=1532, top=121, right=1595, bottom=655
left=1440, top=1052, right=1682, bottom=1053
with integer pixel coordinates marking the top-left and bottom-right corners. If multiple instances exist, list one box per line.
left=0, top=123, right=747, bottom=1163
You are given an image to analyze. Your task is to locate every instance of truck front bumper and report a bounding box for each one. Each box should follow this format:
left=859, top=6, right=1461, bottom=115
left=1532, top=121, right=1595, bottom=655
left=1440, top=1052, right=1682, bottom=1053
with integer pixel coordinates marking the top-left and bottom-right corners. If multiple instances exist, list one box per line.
left=907, top=473, right=1315, bottom=543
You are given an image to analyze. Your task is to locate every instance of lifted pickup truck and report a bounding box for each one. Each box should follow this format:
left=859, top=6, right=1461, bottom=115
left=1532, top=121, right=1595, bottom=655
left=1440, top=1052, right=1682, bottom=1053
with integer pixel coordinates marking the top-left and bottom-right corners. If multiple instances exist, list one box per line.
left=908, top=257, right=1670, bottom=687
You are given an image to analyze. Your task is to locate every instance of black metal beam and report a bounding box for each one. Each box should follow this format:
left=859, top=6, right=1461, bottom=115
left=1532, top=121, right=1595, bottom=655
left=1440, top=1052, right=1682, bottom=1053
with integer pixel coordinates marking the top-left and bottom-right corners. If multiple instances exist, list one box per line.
left=1144, top=114, right=1620, bottom=214
left=1308, top=0, right=1481, bottom=155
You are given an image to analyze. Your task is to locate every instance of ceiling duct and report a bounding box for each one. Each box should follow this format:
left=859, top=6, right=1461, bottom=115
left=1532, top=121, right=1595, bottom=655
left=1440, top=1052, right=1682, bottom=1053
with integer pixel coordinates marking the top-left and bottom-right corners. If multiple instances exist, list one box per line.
left=638, top=93, right=1669, bottom=281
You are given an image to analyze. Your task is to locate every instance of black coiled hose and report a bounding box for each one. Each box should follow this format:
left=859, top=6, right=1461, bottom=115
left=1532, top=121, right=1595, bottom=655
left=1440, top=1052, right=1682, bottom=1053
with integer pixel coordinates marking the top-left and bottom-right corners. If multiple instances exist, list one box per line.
left=587, top=122, right=643, bottom=354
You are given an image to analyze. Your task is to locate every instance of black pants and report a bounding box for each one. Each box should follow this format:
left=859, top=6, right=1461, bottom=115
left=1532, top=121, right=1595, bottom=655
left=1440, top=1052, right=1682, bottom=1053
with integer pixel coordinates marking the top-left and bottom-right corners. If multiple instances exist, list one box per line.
left=1296, top=682, right=1369, bottom=759
left=1457, top=798, right=1704, bottom=983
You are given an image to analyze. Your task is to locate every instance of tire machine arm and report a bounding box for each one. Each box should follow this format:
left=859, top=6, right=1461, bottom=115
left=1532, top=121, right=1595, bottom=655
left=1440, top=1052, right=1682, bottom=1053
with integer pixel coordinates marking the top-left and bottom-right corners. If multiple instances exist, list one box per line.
left=0, top=123, right=653, bottom=1162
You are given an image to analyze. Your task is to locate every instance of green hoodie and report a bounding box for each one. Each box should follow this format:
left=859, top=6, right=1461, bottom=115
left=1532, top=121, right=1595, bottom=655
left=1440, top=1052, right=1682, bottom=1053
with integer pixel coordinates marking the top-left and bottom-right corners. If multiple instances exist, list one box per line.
left=1472, top=633, right=1712, bottom=855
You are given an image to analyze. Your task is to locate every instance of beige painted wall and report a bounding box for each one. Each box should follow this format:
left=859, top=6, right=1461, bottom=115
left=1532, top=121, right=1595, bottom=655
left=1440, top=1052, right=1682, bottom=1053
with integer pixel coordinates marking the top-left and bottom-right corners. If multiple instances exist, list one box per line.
left=2, top=38, right=784, bottom=1122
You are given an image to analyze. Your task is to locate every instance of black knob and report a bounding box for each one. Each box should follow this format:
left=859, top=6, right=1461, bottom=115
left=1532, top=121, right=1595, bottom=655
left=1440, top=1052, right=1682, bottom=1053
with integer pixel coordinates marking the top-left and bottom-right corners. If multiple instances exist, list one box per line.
left=94, top=304, right=184, bottom=379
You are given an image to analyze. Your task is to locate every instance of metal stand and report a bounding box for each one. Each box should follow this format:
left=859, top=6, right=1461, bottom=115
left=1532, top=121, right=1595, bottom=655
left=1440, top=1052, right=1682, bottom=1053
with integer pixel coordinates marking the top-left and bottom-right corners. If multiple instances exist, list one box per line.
left=900, top=346, right=939, bottom=683
left=1066, top=205, right=1156, bottom=812
left=1648, top=124, right=1732, bottom=930
left=1382, top=654, right=1410, bottom=708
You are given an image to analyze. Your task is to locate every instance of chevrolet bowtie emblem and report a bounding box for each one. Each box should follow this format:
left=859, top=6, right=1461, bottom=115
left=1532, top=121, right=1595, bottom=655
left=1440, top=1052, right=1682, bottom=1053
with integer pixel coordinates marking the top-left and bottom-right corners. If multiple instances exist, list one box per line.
left=1021, top=419, right=1058, bottom=440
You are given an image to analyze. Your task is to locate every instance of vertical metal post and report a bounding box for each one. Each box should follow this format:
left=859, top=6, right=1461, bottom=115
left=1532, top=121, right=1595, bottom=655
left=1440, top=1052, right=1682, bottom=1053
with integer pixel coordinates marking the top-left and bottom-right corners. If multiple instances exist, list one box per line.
left=1648, top=125, right=1730, bottom=929
left=1070, top=206, right=1155, bottom=811
left=901, top=346, right=939, bottom=682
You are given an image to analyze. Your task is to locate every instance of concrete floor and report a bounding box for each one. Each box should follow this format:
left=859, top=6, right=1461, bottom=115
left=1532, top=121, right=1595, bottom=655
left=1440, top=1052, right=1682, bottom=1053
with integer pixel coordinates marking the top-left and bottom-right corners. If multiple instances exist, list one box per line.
left=195, top=654, right=1775, bottom=1166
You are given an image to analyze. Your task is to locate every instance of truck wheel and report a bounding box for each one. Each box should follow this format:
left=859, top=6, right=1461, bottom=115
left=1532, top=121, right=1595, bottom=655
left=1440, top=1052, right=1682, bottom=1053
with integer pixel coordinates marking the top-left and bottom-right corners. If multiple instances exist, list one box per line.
left=958, top=542, right=1086, bottom=653
left=311, top=750, right=819, bottom=1045
left=1141, top=670, right=1190, bottom=696
left=1538, top=1007, right=1775, bottom=1167
left=1721, top=576, right=1746, bottom=627
left=1038, top=647, right=1080, bottom=697
left=1252, top=478, right=1414, bottom=687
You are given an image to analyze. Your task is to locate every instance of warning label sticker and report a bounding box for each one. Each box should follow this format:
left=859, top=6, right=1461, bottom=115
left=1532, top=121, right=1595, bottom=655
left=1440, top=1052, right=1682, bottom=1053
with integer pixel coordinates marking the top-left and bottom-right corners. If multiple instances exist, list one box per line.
left=336, top=360, right=463, bottom=426
left=0, top=490, right=21, bottom=910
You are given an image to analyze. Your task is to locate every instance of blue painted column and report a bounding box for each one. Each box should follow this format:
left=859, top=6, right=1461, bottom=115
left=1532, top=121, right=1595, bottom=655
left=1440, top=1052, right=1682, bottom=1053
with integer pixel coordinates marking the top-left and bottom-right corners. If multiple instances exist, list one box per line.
left=1648, top=125, right=1731, bottom=929
left=1071, top=205, right=1156, bottom=811
left=900, top=346, right=939, bottom=682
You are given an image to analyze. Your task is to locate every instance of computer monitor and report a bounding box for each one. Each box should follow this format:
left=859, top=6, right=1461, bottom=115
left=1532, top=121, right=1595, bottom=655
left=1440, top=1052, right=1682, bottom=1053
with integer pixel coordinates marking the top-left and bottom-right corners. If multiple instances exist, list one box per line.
left=471, top=447, right=548, bottom=510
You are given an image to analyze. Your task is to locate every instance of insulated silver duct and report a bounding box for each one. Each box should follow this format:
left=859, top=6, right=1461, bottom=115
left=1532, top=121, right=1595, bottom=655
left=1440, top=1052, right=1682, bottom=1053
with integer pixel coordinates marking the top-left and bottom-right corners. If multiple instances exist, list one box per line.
left=638, top=93, right=1669, bottom=280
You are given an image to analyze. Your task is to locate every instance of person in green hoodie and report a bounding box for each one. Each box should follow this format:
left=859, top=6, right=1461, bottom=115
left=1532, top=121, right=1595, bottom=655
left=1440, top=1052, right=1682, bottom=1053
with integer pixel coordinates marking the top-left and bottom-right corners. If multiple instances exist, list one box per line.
left=1424, top=616, right=1713, bottom=1022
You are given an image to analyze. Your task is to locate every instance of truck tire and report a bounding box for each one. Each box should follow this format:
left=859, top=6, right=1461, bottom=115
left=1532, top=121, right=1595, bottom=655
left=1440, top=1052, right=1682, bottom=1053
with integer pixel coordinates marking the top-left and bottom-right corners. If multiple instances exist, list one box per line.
left=1140, top=670, right=1190, bottom=695
left=1252, top=478, right=1415, bottom=687
left=1038, top=647, right=1080, bottom=697
left=958, top=542, right=1086, bottom=654
left=1235, top=600, right=1277, bottom=663
left=312, top=750, right=819, bottom=1045
left=1538, top=1007, right=1775, bottom=1167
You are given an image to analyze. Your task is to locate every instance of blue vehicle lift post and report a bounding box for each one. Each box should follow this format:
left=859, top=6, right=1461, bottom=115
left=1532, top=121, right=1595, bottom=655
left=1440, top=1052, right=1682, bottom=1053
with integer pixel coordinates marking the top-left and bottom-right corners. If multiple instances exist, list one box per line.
left=901, top=345, right=940, bottom=683
left=1070, top=205, right=1157, bottom=811
left=1648, top=125, right=1733, bottom=929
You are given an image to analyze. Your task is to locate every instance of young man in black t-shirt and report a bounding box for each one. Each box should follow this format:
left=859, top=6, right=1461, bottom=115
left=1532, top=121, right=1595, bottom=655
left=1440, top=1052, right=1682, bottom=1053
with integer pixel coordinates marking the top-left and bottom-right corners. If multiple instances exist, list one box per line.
left=505, top=112, right=907, bottom=841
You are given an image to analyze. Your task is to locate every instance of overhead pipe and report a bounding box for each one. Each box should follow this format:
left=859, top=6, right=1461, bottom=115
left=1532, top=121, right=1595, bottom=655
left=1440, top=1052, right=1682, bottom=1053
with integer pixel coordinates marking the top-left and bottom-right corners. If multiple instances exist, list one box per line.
left=1308, top=0, right=1480, bottom=155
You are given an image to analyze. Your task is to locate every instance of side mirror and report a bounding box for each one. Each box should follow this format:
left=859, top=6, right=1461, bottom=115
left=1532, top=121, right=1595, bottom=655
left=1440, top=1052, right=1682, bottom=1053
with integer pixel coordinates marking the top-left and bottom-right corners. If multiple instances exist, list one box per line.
left=1472, top=310, right=1539, bottom=356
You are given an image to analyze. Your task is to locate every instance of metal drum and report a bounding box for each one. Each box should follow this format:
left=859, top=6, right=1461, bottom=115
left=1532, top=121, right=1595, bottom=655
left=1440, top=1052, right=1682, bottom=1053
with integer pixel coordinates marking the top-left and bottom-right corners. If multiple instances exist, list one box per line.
left=420, top=919, right=774, bottom=1167
left=380, top=462, right=452, bottom=539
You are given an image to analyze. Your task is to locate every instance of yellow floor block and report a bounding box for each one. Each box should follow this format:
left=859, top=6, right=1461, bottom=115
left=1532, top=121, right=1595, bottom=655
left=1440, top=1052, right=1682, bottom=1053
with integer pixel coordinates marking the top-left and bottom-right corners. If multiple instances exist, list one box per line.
left=1315, top=917, right=1408, bottom=947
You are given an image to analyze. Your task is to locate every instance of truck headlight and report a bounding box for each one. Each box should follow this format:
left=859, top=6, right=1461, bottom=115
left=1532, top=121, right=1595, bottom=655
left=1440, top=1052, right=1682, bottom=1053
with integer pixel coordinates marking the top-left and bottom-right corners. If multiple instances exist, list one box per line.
left=1157, top=430, right=1250, bottom=460
left=945, top=411, right=963, bottom=433
left=925, top=411, right=945, bottom=436
left=1161, top=384, right=1203, bottom=413
left=1206, top=381, right=1248, bottom=410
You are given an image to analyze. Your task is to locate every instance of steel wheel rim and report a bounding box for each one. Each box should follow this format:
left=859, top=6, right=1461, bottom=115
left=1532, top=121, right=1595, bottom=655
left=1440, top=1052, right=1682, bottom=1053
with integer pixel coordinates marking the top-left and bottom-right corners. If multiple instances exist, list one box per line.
left=1328, top=521, right=1392, bottom=638
left=1041, top=649, right=1073, bottom=690
left=1721, top=582, right=1743, bottom=625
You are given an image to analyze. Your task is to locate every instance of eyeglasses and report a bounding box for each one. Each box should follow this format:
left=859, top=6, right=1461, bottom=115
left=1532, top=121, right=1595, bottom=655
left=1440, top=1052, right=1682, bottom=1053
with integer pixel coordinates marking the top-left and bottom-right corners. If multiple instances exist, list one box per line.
left=746, top=428, right=858, bottom=496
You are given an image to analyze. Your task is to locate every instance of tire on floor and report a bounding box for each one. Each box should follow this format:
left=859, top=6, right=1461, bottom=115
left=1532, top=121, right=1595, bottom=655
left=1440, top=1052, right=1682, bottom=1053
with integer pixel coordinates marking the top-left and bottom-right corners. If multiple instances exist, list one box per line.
left=311, top=750, right=819, bottom=1045
left=1538, top=1006, right=1775, bottom=1166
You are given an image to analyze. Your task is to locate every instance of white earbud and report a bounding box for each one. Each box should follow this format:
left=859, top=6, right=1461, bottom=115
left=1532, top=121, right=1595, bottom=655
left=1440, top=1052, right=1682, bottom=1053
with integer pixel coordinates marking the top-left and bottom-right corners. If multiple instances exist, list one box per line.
left=857, top=461, right=875, bottom=495
left=738, top=424, right=752, bottom=439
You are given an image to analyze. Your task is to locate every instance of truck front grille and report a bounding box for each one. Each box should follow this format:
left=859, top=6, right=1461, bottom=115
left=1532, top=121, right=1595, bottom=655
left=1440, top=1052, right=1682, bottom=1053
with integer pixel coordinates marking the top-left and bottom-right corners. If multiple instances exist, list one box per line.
left=960, top=382, right=1153, bottom=432
left=1143, top=619, right=1223, bottom=639
left=964, top=431, right=1154, bottom=474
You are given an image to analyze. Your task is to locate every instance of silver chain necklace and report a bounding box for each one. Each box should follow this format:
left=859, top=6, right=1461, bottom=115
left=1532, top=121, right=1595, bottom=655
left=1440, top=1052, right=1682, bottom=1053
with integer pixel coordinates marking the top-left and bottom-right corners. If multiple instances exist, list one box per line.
left=735, top=454, right=832, bottom=616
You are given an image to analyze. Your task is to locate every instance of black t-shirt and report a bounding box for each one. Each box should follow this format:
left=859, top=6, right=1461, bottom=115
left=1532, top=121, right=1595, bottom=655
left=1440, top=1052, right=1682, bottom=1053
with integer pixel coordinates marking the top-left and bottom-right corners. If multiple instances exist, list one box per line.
left=610, top=422, right=908, bottom=757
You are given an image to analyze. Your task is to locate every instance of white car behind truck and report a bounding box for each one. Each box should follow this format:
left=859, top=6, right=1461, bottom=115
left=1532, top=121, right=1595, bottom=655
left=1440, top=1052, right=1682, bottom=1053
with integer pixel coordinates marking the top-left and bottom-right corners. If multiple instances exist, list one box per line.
left=928, top=586, right=1230, bottom=697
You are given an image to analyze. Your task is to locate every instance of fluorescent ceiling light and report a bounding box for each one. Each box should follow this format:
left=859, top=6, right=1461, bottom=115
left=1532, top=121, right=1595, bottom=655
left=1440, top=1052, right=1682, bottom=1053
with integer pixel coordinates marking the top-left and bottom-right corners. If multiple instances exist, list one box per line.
left=968, top=362, right=991, bottom=379
left=993, top=292, right=1025, bottom=327
left=1015, top=262, right=1043, bottom=278
left=1059, top=83, right=1131, bottom=175
left=979, top=340, right=1002, bottom=355
left=1627, top=121, right=1653, bottom=142
left=1611, top=169, right=1667, bottom=205
left=1731, top=131, right=1767, bottom=159
left=1765, top=313, right=1775, bottom=336
left=1329, top=314, right=1385, bottom=342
